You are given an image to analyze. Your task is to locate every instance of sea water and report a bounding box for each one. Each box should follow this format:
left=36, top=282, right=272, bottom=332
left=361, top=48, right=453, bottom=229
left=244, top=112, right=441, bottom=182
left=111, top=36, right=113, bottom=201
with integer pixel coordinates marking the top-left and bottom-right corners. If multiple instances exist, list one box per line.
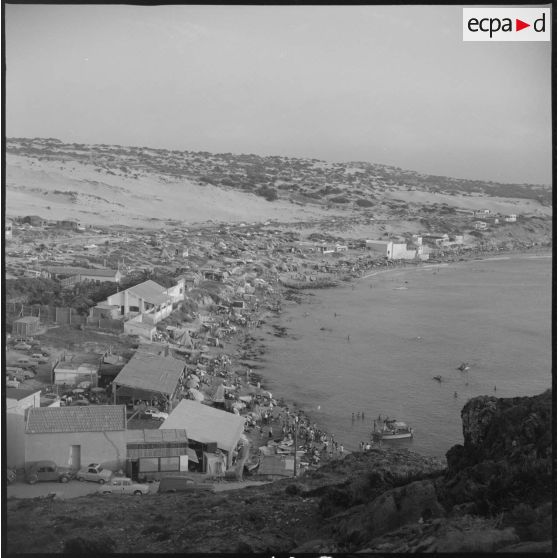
left=261, top=255, right=552, bottom=457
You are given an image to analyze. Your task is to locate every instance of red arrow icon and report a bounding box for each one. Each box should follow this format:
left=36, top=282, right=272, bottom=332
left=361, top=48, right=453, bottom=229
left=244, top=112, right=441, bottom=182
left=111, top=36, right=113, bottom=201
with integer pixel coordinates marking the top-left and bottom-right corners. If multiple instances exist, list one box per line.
left=516, top=19, right=530, bottom=31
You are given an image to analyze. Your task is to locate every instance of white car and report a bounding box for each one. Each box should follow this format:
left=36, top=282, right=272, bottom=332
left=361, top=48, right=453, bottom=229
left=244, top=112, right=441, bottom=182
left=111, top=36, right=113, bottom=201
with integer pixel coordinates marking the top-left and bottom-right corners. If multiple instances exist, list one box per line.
left=98, top=477, right=149, bottom=495
left=143, top=409, right=169, bottom=421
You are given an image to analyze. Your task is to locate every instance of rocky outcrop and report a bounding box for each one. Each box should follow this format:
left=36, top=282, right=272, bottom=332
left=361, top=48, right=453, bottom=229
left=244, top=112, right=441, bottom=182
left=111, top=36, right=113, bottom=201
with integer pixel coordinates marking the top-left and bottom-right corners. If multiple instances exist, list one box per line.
left=442, top=390, right=553, bottom=516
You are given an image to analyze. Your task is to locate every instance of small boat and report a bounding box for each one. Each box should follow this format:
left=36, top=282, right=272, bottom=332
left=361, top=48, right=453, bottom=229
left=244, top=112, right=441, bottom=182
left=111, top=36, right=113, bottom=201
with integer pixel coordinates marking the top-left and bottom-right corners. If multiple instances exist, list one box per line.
left=372, top=417, right=414, bottom=440
left=432, top=375, right=442, bottom=383
left=457, top=362, right=470, bottom=371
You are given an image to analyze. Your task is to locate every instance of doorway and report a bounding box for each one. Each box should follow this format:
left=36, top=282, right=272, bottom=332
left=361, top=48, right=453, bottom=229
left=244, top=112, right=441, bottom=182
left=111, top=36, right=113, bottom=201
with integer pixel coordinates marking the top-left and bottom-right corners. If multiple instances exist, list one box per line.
left=69, top=445, right=81, bottom=470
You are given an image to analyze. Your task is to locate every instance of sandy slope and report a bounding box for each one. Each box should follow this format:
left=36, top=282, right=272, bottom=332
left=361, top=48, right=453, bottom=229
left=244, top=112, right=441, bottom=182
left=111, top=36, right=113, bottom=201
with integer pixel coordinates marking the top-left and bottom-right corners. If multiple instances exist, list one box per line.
left=6, top=154, right=550, bottom=228
left=5, top=155, right=342, bottom=227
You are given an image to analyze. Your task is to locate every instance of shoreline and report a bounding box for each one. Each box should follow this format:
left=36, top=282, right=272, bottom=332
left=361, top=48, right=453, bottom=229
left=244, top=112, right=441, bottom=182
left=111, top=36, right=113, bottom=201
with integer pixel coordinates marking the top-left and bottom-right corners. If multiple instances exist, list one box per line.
left=238, top=245, right=551, bottom=463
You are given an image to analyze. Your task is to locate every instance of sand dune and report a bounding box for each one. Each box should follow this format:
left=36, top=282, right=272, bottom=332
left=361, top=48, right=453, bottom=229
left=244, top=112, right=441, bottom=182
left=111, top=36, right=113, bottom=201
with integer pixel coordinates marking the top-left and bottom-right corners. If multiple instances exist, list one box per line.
left=6, top=155, right=343, bottom=227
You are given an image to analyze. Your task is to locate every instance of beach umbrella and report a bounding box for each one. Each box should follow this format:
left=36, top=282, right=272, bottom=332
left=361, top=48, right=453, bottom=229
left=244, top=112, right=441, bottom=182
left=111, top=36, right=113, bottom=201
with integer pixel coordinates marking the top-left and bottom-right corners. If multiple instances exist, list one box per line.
left=188, top=388, right=204, bottom=401
left=91, top=387, right=105, bottom=393
left=72, top=388, right=85, bottom=394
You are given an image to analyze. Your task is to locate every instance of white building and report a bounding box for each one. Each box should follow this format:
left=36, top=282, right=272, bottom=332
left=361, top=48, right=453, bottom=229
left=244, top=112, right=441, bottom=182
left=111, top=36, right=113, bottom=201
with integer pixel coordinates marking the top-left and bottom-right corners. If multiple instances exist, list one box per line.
left=365, top=240, right=424, bottom=261
left=6, top=388, right=42, bottom=468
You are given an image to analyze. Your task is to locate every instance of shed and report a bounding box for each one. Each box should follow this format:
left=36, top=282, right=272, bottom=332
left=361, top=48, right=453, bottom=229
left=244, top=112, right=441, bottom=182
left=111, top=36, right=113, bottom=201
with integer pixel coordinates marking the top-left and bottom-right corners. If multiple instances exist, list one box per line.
left=160, top=400, right=245, bottom=468
left=13, top=316, right=40, bottom=337
left=113, top=351, right=186, bottom=407
left=125, top=429, right=189, bottom=481
left=53, top=354, right=101, bottom=387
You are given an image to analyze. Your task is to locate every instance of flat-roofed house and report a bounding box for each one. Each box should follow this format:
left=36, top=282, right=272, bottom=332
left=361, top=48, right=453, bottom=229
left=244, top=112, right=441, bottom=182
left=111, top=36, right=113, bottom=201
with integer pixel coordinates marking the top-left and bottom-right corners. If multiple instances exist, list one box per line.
left=25, top=405, right=127, bottom=470
left=112, top=351, right=186, bottom=409
left=53, top=353, right=102, bottom=387
left=160, top=399, right=246, bottom=470
left=42, top=266, right=122, bottom=288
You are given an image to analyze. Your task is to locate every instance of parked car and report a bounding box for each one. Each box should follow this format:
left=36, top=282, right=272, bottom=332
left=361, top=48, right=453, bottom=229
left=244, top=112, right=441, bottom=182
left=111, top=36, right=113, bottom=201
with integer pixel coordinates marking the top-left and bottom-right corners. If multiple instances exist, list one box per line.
left=31, top=353, right=48, bottom=363
left=77, top=381, right=92, bottom=389
left=98, top=477, right=149, bottom=495
left=14, top=343, right=32, bottom=350
left=6, top=379, right=20, bottom=388
left=76, top=463, right=113, bottom=484
left=14, top=369, right=36, bottom=381
left=142, top=408, right=169, bottom=421
left=25, top=460, right=74, bottom=484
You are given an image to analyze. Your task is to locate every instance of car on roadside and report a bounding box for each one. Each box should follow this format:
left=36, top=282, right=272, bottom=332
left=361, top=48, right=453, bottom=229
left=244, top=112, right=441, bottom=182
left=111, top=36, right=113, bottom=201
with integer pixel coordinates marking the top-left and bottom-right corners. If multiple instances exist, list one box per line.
left=76, top=463, right=113, bottom=484
left=98, top=477, right=149, bottom=495
left=31, top=353, right=49, bottom=363
left=25, top=460, right=75, bottom=484
left=14, top=343, right=32, bottom=351
left=142, top=408, right=169, bottom=421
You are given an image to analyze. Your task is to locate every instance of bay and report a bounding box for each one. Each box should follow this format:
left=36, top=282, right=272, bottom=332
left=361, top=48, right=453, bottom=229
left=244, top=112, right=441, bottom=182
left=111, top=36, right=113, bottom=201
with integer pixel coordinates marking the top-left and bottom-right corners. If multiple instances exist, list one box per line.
left=260, top=255, right=552, bottom=457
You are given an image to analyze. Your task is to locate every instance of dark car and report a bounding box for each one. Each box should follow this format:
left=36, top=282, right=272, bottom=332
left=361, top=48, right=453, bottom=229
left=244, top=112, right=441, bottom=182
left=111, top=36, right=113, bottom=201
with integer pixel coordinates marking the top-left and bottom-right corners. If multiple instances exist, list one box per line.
left=25, top=460, right=74, bottom=484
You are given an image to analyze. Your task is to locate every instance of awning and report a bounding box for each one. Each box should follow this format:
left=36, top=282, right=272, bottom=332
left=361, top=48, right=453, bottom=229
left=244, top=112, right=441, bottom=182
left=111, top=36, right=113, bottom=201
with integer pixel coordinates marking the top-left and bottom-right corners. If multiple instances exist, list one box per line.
left=187, top=447, right=199, bottom=463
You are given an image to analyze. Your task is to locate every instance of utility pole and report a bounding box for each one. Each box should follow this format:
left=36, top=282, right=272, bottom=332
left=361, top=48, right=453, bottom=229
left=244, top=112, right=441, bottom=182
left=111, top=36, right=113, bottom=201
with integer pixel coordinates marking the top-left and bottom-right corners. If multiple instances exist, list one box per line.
left=293, top=416, right=299, bottom=477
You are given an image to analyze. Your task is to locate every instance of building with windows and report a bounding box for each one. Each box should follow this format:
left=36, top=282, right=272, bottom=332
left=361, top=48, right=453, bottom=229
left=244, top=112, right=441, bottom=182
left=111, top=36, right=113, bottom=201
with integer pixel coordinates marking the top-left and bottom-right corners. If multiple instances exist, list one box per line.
left=125, top=429, right=191, bottom=481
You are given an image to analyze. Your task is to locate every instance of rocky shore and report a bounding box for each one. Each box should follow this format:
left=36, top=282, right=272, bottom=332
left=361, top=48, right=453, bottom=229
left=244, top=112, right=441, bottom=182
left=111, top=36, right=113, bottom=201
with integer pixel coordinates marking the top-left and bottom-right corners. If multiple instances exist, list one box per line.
left=6, top=390, right=553, bottom=554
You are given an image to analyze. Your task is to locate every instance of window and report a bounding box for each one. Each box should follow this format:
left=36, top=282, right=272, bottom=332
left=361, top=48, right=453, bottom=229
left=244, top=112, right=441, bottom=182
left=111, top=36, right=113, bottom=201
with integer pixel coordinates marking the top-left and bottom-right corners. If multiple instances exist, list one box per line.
left=160, top=457, right=180, bottom=472
left=139, top=458, right=159, bottom=472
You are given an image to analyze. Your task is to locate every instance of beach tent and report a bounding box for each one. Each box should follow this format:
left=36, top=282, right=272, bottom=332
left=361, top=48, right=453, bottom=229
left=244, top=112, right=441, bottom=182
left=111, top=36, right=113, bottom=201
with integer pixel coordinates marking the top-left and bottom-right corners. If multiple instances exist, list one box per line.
left=212, top=383, right=225, bottom=403
left=188, top=388, right=204, bottom=402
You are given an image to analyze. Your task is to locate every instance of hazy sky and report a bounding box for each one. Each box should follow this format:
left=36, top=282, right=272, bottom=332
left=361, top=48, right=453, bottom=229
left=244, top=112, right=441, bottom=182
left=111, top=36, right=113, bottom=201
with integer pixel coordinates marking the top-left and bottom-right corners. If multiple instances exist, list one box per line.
left=5, top=4, right=553, bottom=184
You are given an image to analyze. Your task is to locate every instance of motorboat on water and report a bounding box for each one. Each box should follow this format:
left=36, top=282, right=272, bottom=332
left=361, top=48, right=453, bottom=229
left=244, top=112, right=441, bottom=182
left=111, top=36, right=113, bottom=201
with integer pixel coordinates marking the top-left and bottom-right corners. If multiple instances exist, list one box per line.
left=457, top=362, right=470, bottom=372
left=372, top=417, right=414, bottom=441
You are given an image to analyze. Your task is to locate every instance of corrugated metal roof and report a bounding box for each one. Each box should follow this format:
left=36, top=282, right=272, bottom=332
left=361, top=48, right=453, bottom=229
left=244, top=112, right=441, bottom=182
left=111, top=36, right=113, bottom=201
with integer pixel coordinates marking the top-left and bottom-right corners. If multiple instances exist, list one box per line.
left=26, top=405, right=126, bottom=434
left=160, top=400, right=245, bottom=453
left=114, top=352, right=184, bottom=395
left=125, top=429, right=188, bottom=444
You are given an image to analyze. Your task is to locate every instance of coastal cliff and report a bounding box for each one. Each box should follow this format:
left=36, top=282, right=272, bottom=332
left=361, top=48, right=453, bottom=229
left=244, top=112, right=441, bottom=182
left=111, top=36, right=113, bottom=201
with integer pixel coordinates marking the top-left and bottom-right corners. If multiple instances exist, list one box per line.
left=6, top=391, right=553, bottom=554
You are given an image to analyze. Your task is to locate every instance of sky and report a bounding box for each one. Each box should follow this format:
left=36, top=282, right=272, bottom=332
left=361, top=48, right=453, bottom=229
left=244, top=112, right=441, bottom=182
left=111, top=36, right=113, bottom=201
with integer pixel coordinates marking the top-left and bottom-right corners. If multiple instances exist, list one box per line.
left=5, top=4, right=553, bottom=184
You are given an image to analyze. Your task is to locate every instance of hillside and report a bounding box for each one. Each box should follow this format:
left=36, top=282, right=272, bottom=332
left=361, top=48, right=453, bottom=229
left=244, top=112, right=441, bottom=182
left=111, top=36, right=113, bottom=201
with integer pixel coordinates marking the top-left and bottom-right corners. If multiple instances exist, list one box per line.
left=5, top=137, right=552, bottom=229
left=6, top=391, right=553, bottom=554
